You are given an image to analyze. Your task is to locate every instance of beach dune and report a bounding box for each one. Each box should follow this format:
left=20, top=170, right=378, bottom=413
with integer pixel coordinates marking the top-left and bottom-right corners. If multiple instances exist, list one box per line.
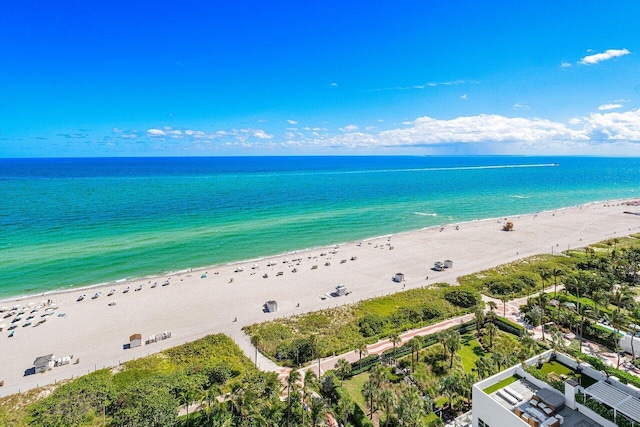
left=1, top=201, right=639, bottom=397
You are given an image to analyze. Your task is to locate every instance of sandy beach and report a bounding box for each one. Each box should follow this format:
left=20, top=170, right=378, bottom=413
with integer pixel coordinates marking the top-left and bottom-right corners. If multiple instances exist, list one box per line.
left=1, top=200, right=640, bottom=397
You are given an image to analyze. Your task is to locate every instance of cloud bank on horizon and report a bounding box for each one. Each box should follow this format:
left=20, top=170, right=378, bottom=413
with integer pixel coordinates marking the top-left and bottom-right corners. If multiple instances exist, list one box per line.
left=0, top=2, right=639, bottom=156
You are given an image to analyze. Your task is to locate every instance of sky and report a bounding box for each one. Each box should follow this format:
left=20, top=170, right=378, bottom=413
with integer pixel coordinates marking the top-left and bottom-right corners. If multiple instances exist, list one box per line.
left=1, top=1, right=640, bottom=157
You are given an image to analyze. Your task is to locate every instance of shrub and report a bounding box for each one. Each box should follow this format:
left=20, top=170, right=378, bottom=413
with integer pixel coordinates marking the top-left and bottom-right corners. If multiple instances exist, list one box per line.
left=444, top=287, right=481, bottom=308
left=358, top=314, right=388, bottom=337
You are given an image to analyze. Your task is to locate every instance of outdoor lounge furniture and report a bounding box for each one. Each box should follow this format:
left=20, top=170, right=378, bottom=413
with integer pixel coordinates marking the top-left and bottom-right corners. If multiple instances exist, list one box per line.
left=505, top=386, right=524, bottom=401
left=497, top=389, right=518, bottom=405
left=554, top=414, right=564, bottom=425
left=527, top=407, right=546, bottom=421
left=514, top=407, right=524, bottom=417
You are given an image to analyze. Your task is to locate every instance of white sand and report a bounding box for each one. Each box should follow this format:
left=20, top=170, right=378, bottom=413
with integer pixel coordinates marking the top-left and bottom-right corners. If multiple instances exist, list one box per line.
left=1, top=200, right=639, bottom=396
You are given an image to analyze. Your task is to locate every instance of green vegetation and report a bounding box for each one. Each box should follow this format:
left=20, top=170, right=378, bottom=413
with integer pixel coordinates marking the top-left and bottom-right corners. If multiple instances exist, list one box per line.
left=244, top=285, right=477, bottom=366
left=482, top=375, right=521, bottom=395
left=330, top=319, right=539, bottom=426
left=0, top=334, right=263, bottom=427
left=342, top=373, right=370, bottom=411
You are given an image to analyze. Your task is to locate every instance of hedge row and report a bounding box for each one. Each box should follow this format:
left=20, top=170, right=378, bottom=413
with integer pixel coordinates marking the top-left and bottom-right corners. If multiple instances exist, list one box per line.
left=348, top=321, right=476, bottom=376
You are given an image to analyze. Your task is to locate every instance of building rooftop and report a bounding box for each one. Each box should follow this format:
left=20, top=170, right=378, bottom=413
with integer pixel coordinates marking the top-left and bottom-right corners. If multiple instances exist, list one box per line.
left=33, top=354, right=53, bottom=366
left=584, top=380, right=640, bottom=424
left=487, top=378, right=601, bottom=427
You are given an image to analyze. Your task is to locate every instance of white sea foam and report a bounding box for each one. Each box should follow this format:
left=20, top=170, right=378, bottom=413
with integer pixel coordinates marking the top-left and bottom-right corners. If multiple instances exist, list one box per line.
left=414, top=212, right=438, bottom=216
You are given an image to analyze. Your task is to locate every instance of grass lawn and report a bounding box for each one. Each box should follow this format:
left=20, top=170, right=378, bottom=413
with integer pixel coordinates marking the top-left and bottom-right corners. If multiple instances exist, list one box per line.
left=341, top=373, right=370, bottom=411
left=536, top=361, right=597, bottom=388
left=538, top=361, right=573, bottom=376
left=482, top=375, right=521, bottom=394
left=458, top=335, right=485, bottom=372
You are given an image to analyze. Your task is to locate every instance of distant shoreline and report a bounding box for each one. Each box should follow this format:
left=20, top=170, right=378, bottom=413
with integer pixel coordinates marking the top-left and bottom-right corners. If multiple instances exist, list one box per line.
left=1, top=197, right=632, bottom=305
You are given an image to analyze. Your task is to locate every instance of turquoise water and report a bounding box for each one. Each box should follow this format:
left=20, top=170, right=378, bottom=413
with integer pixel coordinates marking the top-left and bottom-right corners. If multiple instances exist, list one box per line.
left=1, top=156, right=639, bottom=299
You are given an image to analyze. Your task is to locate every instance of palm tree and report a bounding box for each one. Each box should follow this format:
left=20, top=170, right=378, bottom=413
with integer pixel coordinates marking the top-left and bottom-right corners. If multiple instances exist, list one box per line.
left=540, top=269, right=551, bottom=293
left=334, top=358, right=351, bottom=384
left=518, top=333, right=537, bottom=360
left=441, top=329, right=461, bottom=368
left=487, top=301, right=498, bottom=313
left=485, top=323, right=498, bottom=349
left=397, top=386, right=425, bottom=427
left=354, top=340, right=368, bottom=370
left=500, top=295, right=508, bottom=318
left=612, top=285, right=633, bottom=312
left=460, top=372, right=477, bottom=409
left=474, top=307, right=485, bottom=335
left=592, top=290, right=609, bottom=319
left=552, top=267, right=563, bottom=298
left=334, top=394, right=354, bottom=427
left=179, top=385, right=198, bottom=427
left=630, top=304, right=640, bottom=361
left=285, top=370, right=301, bottom=427
left=389, top=333, right=401, bottom=364
left=370, top=365, right=389, bottom=388
left=475, top=357, right=496, bottom=379
left=409, top=336, right=422, bottom=371
left=440, top=373, right=461, bottom=412
left=379, top=387, right=398, bottom=427
left=309, top=396, right=327, bottom=427
left=362, top=380, right=378, bottom=420
left=609, top=310, right=627, bottom=368
left=550, top=326, right=565, bottom=351
left=302, top=370, right=317, bottom=427
left=537, top=292, right=550, bottom=342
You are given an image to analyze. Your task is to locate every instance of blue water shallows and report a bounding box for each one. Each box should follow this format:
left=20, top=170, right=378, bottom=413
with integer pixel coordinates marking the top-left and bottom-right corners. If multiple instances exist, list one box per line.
left=1, top=156, right=639, bottom=299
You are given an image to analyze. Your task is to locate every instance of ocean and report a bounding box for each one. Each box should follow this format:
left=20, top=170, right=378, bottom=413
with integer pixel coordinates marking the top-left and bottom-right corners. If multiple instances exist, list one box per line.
left=1, top=156, right=639, bottom=299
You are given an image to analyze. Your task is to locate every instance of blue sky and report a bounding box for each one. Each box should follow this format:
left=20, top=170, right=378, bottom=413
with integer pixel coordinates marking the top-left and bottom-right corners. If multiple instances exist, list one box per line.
left=1, top=1, right=639, bottom=156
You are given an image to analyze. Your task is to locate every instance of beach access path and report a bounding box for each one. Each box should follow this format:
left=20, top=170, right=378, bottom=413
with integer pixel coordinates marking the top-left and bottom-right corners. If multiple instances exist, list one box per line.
left=1, top=200, right=639, bottom=397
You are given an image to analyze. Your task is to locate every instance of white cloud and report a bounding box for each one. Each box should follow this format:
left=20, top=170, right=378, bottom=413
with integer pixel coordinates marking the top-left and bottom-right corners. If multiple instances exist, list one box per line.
left=598, top=103, right=623, bottom=111
left=373, top=80, right=477, bottom=92
left=579, top=48, right=630, bottom=65
left=460, top=94, right=468, bottom=100
left=330, top=82, right=338, bottom=87
left=287, top=119, right=298, bottom=125
left=583, top=109, right=640, bottom=141
left=253, top=130, right=273, bottom=139
left=376, top=114, right=588, bottom=146
left=341, top=124, right=359, bottom=132
left=512, top=103, right=529, bottom=110
left=128, top=109, right=640, bottom=154
left=560, top=62, right=571, bottom=68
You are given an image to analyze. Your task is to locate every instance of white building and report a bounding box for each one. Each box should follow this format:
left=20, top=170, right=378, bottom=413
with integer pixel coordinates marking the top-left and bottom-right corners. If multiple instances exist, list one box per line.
left=472, top=350, right=640, bottom=427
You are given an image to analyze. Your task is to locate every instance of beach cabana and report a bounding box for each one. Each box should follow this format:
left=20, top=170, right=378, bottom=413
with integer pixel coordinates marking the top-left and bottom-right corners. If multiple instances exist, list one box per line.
left=33, top=354, right=54, bottom=373
left=265, top=300, right=278, bottom=312
left=394, top=273, right=405, bottom=283
left=129, top=333, right=142, bottom=348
